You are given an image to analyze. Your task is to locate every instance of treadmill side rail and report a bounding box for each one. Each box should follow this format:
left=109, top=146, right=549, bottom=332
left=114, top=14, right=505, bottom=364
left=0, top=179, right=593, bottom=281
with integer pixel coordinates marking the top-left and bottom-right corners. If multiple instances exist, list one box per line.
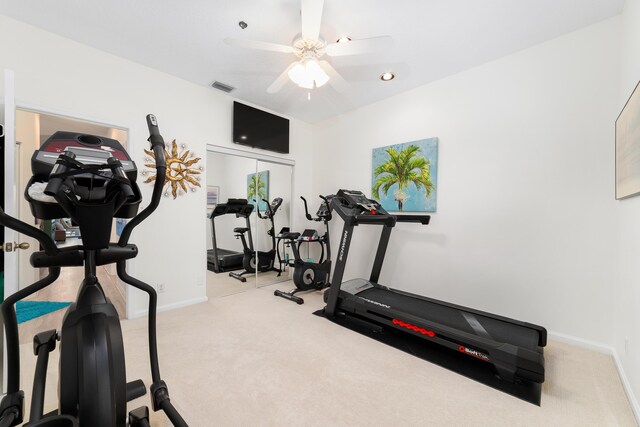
left=342, top=292, right=545, bottom=383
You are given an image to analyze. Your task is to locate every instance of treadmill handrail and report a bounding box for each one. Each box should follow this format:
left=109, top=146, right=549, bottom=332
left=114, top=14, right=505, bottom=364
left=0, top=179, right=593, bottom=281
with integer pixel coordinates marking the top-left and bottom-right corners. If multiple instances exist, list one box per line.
left=394, top=214, right=431, bottom=225
left=353, top=214, right=396, bottom=226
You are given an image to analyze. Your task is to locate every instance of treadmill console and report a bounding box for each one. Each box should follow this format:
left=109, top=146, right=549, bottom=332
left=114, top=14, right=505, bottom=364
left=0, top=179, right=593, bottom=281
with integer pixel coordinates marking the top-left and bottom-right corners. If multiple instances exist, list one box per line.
left=336, top=190, right=384, bottom=214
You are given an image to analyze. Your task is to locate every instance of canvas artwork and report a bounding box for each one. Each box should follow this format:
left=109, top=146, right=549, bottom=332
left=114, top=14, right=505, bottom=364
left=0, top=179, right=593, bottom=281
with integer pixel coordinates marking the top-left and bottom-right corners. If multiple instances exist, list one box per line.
left=207, top=186, right=220, bottom=208
left=616, top=80, right=640, bottom=200
left=371, top=138, right=438, bottom=212
left=247, top=170, right=270, bottom=208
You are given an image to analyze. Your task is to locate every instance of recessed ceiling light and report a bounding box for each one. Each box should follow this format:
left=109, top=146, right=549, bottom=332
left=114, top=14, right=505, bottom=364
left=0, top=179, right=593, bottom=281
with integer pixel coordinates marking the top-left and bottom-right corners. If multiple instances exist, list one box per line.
left=336, top=36, right=352, bottom=43
left=380, top=72, right=395, bottom=81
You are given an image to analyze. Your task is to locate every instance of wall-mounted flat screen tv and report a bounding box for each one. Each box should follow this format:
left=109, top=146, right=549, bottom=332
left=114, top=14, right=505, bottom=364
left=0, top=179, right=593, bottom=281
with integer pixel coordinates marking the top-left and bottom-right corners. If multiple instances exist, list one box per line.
left=233, top=101, right=289, bottom=154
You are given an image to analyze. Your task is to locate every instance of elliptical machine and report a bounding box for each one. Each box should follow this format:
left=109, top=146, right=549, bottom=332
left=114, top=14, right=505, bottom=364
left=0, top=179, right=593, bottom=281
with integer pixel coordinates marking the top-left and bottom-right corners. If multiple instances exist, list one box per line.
left=0, top=115, right=188, bottom=427
left=229, top=197, right=283, bottom=282
left=274, top=195, right=332, bottom=305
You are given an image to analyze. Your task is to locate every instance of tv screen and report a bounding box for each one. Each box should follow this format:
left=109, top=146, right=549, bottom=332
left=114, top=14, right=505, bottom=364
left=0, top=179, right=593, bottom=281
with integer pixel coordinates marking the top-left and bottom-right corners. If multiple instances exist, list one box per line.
left=233, top=101, right=290, bottom=154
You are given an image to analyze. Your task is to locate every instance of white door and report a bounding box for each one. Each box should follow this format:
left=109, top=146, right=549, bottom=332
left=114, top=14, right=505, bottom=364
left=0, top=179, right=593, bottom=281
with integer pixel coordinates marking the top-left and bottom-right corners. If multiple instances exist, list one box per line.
left=2, top=68, right=18, bottom=393
left=3, top=70, right=19, bottom=300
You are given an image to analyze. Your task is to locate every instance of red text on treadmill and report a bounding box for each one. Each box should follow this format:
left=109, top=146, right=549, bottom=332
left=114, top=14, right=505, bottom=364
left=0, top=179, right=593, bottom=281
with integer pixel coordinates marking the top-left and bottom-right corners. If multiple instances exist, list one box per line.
left=392, top=319, right=435, bottom=337
left=458, top=346, right=490, bottom=361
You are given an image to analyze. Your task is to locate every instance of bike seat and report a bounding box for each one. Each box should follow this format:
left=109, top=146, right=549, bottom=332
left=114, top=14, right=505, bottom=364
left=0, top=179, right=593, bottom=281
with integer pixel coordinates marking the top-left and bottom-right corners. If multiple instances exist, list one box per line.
left=282, top=232, right=301, bottom=240
left=233, top=227, right=250, bottom=234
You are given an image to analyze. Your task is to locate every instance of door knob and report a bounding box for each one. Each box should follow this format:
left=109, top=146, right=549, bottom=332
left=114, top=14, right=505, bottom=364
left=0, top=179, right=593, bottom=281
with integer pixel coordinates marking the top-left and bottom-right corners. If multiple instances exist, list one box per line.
left=1, top=242, right=30, bottom=252
left=15, top=242, right=30, bottom=250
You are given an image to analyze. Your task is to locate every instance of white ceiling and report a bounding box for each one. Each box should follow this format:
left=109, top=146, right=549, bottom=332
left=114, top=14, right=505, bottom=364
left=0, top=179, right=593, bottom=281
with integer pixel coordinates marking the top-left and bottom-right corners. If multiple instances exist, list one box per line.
left=0, top=0, right=624, bottom=123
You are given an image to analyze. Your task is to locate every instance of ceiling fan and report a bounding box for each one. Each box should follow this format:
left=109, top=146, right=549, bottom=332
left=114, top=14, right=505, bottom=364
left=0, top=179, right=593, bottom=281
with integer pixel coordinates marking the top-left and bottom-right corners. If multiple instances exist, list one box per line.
left=224, top=0, right=393, bottom=94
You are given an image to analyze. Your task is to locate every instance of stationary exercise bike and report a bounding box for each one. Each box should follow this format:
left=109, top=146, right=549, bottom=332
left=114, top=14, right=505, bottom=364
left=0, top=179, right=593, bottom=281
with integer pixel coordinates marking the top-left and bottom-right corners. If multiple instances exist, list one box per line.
left=229, top=197, right=282, bottom=282
left=0, top=115, right=188, bottom=427
left=274, top=195, right=332, bottom=305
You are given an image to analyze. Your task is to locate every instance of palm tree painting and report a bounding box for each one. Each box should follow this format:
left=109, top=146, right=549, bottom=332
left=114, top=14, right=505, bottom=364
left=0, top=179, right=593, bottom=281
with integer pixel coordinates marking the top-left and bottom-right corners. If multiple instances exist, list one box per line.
left=247, top=170, right=269, bottom=208
left=371, top=138, right=438, bottom=212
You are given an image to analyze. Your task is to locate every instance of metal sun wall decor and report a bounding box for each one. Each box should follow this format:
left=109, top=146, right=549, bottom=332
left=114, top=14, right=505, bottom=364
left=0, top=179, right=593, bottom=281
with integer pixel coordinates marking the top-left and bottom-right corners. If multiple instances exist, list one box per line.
left=143, top=139, right=203, bottom=199
left=371, top=138, right=438, bottom=212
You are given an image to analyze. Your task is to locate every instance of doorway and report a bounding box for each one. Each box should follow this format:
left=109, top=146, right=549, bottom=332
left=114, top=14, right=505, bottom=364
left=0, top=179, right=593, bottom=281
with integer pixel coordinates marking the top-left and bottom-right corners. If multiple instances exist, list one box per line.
left=1, top=114, right=5, bottom=389
left=14, top=109, right=129, bottom=344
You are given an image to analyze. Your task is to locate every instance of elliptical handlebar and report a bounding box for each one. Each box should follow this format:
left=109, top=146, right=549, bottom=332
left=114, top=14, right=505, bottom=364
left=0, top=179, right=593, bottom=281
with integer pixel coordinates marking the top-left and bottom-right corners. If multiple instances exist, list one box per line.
left=256, top=199, right=269, bottom=219
left=108, top=157, right=135, bottom=199
left=256, top=197, right=282, bottom=219
left=44, top=151, right=73, bottom=197
left=300, top=196, right=313, bottom=221
left=300, top=195, right=332, bottom=222
left=118, top=114, right=166, bottom=246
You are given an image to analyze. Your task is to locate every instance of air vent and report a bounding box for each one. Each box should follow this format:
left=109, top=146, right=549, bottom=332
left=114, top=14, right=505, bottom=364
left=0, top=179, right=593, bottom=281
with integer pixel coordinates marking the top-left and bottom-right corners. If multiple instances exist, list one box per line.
left=211, top=81, right=235, bottom=93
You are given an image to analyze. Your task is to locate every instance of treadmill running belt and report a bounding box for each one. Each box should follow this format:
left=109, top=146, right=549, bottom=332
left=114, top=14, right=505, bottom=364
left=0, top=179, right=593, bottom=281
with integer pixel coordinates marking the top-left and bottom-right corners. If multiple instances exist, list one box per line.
left=359, top=287, right=540, bottom=351
left=212, top=248, right=238, bottom=257
left=206, top=249, right=244, bottom=270
left=314, top=309, right=542, bottom=405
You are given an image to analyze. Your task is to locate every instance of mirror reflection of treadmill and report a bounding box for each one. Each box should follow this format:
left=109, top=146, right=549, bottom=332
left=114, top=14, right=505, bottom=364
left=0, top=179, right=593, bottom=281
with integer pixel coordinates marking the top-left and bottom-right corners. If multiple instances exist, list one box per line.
left=207, top=199, right=254, bottom=273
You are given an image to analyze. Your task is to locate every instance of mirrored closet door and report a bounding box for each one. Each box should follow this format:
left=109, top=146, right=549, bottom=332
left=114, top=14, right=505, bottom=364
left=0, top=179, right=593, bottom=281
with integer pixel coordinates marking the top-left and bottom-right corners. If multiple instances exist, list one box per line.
left=205, top=151, right=257, bottom=298
left=254, top=160, right=293, bottom=288
left=205, top=148, right=294, bottom=296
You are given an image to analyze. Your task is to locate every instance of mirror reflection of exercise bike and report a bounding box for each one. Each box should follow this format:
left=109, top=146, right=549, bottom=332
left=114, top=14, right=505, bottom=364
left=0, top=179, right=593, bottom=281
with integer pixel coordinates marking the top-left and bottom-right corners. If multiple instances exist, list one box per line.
left=274, top=195, right=332, bottom=304
left=0, top=116, right=188, bottom=426
left=229, top=197, right=283, bottom=282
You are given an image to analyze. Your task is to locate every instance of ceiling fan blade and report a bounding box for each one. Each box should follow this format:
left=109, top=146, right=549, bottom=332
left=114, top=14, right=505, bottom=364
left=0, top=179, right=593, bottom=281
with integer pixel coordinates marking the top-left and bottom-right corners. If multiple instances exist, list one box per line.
left=224, top=37, right=294, bottom=54
left=319, top=61, right=348, bottom=93
left=267, top=63, right=297, bottom=93
left=301, top=0, right=324, bottom=41
left=325, top=36, right=393, bottom=57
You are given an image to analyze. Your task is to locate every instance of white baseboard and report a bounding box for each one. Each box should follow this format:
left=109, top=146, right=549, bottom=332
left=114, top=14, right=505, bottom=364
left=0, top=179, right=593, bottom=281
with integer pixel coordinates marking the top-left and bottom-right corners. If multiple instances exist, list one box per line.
left=547, top=330, right=612, bottom=354
left=548, top=331, right=640, bottom=423
left=611, top=349, right=640, bottom=423
left=132, top=295, right=209, bottom=319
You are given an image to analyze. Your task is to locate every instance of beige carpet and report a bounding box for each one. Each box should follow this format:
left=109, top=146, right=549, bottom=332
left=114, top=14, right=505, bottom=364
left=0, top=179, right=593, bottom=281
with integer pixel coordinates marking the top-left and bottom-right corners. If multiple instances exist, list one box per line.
left=18, top=281, right=636, bottom=426
left=207, top=269, right=291, bottom=299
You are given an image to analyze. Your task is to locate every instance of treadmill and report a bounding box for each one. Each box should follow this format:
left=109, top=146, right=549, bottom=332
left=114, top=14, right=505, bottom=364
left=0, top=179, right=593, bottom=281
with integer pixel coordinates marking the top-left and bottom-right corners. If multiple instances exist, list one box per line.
left=207, top=199, right=254, bottom=273
left=323, top=189, right=546, bottom=385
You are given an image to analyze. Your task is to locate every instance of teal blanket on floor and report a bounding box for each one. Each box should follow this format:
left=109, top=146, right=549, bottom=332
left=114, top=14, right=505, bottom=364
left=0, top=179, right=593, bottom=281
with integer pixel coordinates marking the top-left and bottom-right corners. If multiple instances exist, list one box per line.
left=16, top=301, right=72, bottom=324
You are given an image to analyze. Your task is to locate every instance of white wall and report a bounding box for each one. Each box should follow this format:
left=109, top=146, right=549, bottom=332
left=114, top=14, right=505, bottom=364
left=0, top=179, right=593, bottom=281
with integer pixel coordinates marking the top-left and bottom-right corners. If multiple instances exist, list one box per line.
left=614, top=0, right=640, bottom=418
left=0, top=15, right=314, bottom=316
left=312, top=18, right=621, bottom=346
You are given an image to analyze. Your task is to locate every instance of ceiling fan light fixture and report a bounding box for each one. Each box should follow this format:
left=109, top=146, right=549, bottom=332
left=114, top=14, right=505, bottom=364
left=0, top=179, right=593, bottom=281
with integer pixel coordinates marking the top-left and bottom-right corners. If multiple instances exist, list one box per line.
left=306, top=58, right=329, bottom=87
left=288, top=62, right=314, bottom=88
left=380, top=72, right=395, bottom=81
left=288, top=58, right=330, bottom=89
